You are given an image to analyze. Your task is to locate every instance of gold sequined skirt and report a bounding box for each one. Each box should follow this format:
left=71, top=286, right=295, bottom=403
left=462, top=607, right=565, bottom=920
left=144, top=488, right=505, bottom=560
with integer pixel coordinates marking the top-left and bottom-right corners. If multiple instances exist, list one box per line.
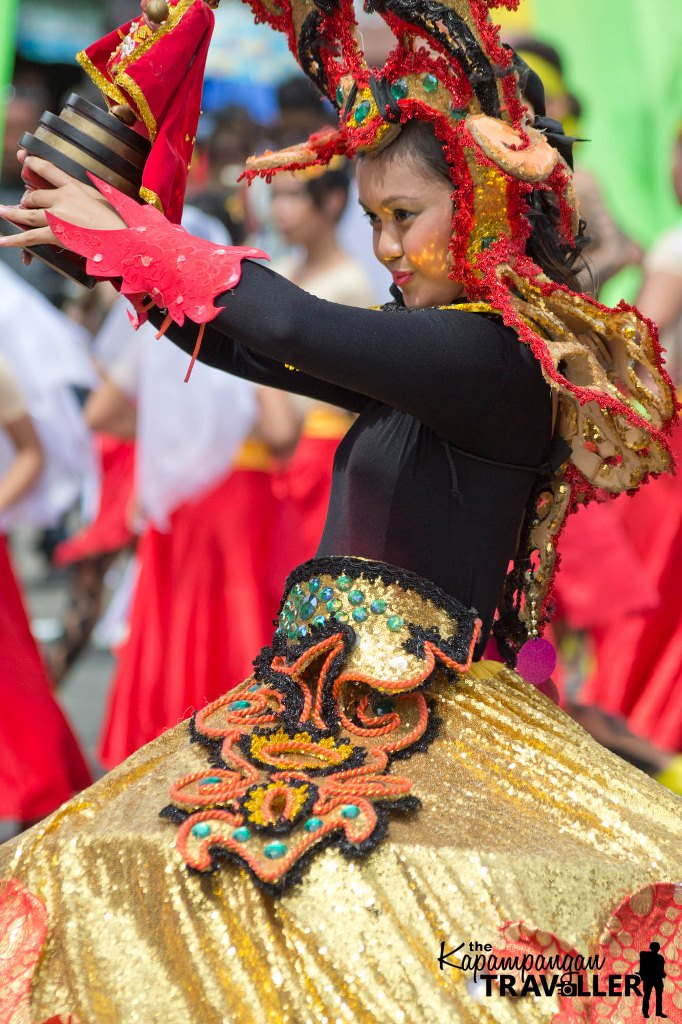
left=2, top=557, right=682, bottom=1024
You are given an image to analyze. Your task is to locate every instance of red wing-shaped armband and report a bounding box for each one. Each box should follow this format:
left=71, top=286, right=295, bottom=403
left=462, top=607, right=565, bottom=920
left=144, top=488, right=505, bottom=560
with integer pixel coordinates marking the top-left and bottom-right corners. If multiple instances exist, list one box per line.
left=47, top=174, right=269, bottom=379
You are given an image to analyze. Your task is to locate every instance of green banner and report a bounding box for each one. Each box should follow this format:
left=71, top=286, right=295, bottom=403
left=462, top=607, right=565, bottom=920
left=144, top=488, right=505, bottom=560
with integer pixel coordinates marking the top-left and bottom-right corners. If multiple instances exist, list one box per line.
left=529, top=0, right=682, bottom=248
left=0, top=0, right=19, bottom=176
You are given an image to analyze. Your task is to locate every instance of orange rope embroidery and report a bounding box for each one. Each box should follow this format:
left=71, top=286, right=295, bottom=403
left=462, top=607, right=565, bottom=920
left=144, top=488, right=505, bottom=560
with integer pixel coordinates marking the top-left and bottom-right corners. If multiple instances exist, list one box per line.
left=164, top=563, right=479, bottom=892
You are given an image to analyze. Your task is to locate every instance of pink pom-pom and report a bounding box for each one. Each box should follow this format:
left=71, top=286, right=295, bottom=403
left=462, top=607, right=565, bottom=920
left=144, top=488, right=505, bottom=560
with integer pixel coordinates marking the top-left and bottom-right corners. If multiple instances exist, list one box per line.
left=516, top=637, right=557, bottom=686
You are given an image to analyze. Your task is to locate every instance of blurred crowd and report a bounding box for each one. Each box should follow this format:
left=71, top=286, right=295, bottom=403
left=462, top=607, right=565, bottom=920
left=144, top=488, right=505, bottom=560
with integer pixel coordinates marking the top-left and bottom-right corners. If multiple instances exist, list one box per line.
left=2, top=36, right=682, bottom=835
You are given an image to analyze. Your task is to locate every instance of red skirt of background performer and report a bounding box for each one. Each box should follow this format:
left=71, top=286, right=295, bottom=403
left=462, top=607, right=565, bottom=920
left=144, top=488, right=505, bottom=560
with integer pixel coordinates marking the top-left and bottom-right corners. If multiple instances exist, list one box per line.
left=54, top=434, right=136, bottom=566
left=580, top=419, right=682, bottom=750
left=552, top=500, right=659, bottom=630
left=99, top=451, right=276, bottom=769
left=0, top=536, right=91, bottom=820
left=268, top=409, right=352, bottom=609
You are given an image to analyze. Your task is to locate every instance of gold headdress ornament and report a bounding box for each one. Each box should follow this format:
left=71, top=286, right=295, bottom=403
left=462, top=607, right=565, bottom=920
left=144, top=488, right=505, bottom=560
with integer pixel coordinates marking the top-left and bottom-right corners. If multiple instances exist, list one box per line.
left=240, top=0, right=677, bottom=658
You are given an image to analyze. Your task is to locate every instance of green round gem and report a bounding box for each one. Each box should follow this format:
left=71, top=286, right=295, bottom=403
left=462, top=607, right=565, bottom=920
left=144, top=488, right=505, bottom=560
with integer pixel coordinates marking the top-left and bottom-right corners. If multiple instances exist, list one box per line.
left=308, top=577, right=321, bottom=593
left=387, top=615, right=405, bottom=632
left=292, top=583, right=305, bottom=601
left=352, top=607, right=369, bottom=623
left=299, top=597, right=318, bottom=620
left=327, top=598, right=343, bottom=613
left=451, top=104, right=466, bottom=120
left=334, top=612, right=349, bottom=624
left=321, top=586, right=334, bottom=601
left=354, top=99, right=371, bottom=124
left=232, top=826, right=250, bottom=843
left=282, top=604, right=296, bottom=622
left=275, top=627, right=283, bottom=636
left=304, top=817, right=324, bottom=833
left=337, top=575, right=353, bottom=591
left=191, top=822, right=212, bottom=838
left=228, top=700, right=249, bottom=710
left=264, top=841, right=287, bottom=859
left=312, top=615, right=326, bottom=627
left=390, top=77, right=407, bottom=100
left=348, top=589, right=365, bottom=605
left=286, top=626, right=299, bottom=640
left=370, top=599, right=386, bottom=614
left=422, top=74, right=439, bottom=93
left=297, top=625, right=308, bottom=638
left=201, top=776, right=222, bottom=786
left=336, top=85, right=344, bottom=107
left=341, top=804, right=360, bottom=819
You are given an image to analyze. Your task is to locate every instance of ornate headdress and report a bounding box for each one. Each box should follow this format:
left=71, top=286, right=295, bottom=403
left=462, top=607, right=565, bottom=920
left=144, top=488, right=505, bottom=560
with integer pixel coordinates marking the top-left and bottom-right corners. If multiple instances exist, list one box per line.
left=239, top=0, right=677, bottom=662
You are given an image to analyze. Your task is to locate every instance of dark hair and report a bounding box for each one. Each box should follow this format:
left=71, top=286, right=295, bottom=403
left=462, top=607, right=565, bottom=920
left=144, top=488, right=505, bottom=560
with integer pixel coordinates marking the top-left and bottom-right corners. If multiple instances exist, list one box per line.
left=305, top=164, right=351, bottom=217
left=511, top=37, right=564, bottom=76
left=277, top=75, right=327, bottom=116
left=512, top=37, right=583, bottom=121
left=373, top=119, right=590, bottom=291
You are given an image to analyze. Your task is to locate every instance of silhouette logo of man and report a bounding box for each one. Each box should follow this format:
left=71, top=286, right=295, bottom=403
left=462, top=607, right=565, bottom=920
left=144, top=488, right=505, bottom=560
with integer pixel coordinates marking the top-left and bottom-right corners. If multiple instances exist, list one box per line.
left=639, top=941, right=667, bottom=1019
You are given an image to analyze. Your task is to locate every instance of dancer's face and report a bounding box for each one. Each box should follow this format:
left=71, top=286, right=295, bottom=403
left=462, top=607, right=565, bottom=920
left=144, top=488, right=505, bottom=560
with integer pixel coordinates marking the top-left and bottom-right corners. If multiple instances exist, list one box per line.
left=356, top=150, right=462, bottom=309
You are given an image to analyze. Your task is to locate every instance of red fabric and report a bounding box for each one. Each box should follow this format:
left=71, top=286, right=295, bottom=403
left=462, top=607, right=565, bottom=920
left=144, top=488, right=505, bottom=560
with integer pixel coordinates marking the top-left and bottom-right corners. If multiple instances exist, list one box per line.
left=268, top=434, right=340, bottom=608
left=54, top=434, right=136, bottom=566
left=0, top=537, right=91, bottom=820
left=582, top=420, right=682, bottom=750
left=99, top=467, right=276, bottom=769
left=552, top=499, right=659, bottom=630
left=82, top=0, right=215, bottom=222
left=492, top=881, right=682, bottom=1022
left=47, top=177, right=267, bottom=343
left=0, top=878, right=48, bottom=1024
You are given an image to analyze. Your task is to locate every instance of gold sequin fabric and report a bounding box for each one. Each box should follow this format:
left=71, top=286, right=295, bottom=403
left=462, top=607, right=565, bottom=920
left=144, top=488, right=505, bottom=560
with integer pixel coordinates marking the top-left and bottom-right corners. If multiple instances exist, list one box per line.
left=2, top=561, right=682, bottom=1023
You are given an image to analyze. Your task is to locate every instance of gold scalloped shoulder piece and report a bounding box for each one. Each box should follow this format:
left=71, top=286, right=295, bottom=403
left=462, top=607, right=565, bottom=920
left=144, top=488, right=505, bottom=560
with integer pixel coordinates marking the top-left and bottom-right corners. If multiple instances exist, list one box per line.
left=466, top=114, right=559, bottom=183
left=507, top=270, right=675, bottom=493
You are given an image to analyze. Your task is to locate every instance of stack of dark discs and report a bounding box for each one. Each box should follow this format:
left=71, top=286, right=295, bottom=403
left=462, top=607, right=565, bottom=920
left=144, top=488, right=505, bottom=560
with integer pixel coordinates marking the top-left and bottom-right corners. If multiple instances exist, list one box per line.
left=0, top=94, right=150, bottom=287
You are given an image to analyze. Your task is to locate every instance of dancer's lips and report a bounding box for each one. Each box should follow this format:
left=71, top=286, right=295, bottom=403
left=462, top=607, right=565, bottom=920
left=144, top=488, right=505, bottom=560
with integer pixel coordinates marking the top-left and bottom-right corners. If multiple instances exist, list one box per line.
left=391, top=270, right=414, bottom=287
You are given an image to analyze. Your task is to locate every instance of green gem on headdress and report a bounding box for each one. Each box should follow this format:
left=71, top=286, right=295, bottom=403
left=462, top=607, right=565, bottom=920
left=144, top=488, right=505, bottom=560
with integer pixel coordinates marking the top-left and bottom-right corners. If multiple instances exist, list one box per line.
left=422, top=74, right=439, bottom=93
left=336, top=85, right=344, bottom=107
left=354, top=100, right=372, bottom=125
left=390, top=78, right=407, bottom=100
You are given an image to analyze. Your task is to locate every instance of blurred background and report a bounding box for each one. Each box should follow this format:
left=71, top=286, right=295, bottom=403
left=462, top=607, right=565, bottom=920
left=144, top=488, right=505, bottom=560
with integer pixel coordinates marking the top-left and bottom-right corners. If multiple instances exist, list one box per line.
left=2, top=0, right=682, bottom=839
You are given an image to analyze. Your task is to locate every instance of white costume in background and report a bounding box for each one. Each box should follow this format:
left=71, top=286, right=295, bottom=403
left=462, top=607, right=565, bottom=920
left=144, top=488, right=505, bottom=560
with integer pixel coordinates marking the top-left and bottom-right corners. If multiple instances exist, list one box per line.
left=93, top=206, right=257, bottom=531
left=0, top=262, right=97, bottom=531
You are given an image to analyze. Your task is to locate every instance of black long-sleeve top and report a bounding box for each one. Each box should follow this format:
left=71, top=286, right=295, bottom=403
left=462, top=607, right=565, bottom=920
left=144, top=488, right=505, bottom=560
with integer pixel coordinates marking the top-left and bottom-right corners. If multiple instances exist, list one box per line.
left=154, top=261, right=553, bottom=651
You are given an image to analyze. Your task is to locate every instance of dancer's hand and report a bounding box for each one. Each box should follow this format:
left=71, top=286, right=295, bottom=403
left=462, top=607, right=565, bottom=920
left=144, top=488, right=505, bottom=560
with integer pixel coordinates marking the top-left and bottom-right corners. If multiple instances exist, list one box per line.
left=0, top=153, right=125, bottom=251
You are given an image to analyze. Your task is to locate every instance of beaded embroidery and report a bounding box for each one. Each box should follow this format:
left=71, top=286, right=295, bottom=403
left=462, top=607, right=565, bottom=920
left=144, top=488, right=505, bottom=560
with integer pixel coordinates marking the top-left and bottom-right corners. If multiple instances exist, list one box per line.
left=162, top=557, right=480, bottom=894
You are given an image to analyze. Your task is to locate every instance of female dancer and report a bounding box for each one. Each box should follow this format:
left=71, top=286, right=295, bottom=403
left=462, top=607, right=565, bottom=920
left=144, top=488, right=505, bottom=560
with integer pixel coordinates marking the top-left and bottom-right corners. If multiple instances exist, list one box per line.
left=1, top=2, right=681, bottom=1021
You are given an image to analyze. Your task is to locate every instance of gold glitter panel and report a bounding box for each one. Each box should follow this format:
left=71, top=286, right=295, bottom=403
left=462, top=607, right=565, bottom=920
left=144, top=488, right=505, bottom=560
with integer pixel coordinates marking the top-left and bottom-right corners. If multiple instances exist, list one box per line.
left=2, top=567, right=682, bottom=1022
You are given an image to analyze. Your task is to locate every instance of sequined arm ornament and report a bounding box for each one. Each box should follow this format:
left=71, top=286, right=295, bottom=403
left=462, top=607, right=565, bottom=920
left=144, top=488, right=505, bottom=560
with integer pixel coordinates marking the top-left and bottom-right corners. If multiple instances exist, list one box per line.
left=0, top=877, right=78, bottom=1024
left=46, top=174, right=268, bottom=380
left=161, top=556, right=481, bottom=895
left=491, top=881, right=682, bottom=1020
